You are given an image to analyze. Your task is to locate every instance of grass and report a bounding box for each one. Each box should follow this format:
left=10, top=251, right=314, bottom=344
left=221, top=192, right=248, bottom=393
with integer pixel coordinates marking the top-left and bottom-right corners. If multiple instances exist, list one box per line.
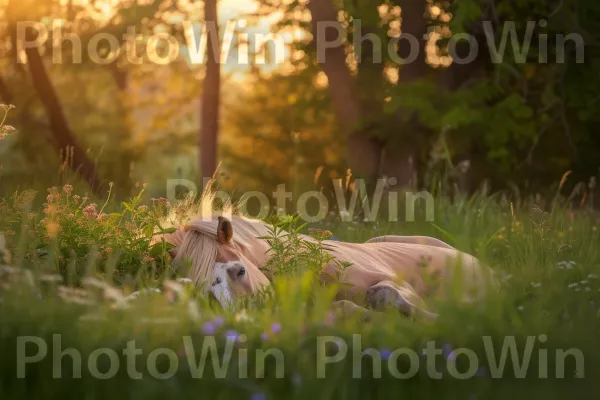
left=1, top=181, right=600, bottom=399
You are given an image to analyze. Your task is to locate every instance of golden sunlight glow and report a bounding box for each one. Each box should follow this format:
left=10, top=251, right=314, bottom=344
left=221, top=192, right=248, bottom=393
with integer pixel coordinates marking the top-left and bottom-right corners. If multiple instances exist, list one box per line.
left=55, top=1, right=452, bottom=76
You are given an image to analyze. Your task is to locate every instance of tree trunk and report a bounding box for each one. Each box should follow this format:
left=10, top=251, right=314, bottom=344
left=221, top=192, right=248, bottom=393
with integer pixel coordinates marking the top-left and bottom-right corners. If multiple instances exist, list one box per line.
left=381, top=0, right=430, bottom=190
left=307, top=0, right=381, bottom=183
left=23, top=27, right=103, bottom=196
left=199, top=0, right=221, bottom=184
left=108, top=62, right=134, bottom=200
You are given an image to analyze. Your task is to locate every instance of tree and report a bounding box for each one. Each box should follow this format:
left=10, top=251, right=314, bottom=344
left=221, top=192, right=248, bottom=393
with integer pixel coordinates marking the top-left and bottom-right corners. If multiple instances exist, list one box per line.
left=199, top=0, right=221, bottom=184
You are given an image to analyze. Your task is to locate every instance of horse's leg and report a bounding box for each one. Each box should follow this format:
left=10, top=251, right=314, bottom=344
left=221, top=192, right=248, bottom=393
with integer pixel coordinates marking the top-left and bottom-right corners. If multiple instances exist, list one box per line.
left=365, top=280, right=439, bottom=320
left=366, top=235, right=456, bottom=250
left=331, top=300, right=380, bottom=322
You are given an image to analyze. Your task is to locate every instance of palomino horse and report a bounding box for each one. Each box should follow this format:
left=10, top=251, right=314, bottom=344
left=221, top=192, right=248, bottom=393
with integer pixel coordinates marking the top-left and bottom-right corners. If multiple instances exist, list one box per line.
left=152, top=213, right=496, bottom=320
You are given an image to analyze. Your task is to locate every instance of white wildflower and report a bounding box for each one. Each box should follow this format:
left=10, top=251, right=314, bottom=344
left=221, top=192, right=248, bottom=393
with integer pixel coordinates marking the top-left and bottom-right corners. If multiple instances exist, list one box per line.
left=234, top=309, right=254, bottom=322
left=531, top=282, right=542, bottom=288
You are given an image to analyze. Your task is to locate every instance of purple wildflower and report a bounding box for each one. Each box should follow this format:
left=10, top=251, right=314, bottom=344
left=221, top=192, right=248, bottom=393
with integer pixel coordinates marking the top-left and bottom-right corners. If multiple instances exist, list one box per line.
left=271, top=323, right=281, bottom=334
left=261, top=332, right=269, bottom=341
left=213, top=316, right=225, bottom=327
left=476, top=367, right=486, bottom=377
left=250, top=393, right=266, bottom=400
left=202, top=322, right=216, bottom=335
left=225, top=330, right=240, bottom=341
left=379, top=349, right=392, bottom=360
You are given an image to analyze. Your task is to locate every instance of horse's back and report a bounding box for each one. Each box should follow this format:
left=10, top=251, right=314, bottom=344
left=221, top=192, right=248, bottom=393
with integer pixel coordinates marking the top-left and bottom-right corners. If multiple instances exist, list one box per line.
left=324, top=239, right=494, bottom=303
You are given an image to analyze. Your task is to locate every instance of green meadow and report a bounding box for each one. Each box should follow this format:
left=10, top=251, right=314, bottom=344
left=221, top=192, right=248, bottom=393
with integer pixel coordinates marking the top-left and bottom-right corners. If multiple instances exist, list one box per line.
left=1, top=182, right=599, bottom=399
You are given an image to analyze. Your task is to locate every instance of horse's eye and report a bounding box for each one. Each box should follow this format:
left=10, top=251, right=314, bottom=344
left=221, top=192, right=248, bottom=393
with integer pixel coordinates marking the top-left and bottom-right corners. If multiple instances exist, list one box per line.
left=213, top=277, right=222, bottom=285
left=237, top=268, right=246, bottom=277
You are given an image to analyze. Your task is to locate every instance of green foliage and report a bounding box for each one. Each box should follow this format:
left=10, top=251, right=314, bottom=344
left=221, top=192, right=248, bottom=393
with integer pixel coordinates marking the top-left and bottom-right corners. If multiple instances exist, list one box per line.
left=0, top=185, right=176, bottom=286
left=1, top=185, right=600, bottom=397
left=258, top=213, right=352, bottom=285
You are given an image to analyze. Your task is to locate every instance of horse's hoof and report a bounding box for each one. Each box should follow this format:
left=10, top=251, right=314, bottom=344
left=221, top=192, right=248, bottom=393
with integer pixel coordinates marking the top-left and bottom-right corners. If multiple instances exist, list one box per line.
left=365, top=285, right=414, bottom=317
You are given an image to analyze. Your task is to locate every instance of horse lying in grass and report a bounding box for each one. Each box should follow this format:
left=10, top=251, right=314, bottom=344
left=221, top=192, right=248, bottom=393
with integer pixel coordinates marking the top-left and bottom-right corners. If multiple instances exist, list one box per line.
left=152, top=214, right=496, bottom=320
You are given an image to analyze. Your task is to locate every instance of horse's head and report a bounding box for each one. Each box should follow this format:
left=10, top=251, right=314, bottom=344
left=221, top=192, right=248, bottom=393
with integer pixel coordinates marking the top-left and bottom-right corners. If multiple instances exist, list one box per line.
left=158, top=216, right=271, bottom=309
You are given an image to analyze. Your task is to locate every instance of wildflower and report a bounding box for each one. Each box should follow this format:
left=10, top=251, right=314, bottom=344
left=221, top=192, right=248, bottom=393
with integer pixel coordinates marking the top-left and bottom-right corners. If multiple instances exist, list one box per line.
left=568, top=282, right=579, bottom=289
left=96, top=213, right=107, bottom=221
left=379, top=349, right=392, bottom=360
left=202, top=322, right=216, bottom=335
left=83, top=203, right=98, bottom=219
left=0, top=124, right=16, bottom=139
left=224, top=330, right=240, bottom=342
left=212, top=316, right=225, bottom=327
left=137, top=205, right=148, bottom=213
left=62, top=184, right=73, bottom=195
left=517, top=305, right=524, bottom=311
left=250, top=393, right=266, bottom=400
left=234, top=309, right=253, bottom=322
left=308, top=228, right=333, bottom=241
left=142, top=256, right=154, bottom=263
left=73, top=195, right=80, bottom=202
left=271, top=323, right=281, bottom=334
left=588, top=274, right=598, bottom=279
left=531, top=282, right=542, bottom=288
left=261, top=332, right=269, bottom=340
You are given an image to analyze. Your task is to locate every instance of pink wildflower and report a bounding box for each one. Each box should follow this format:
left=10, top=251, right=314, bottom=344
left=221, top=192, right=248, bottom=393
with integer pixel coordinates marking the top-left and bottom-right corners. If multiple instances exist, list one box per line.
left=83, top=203, right=98, bottom=219
left=62, top=185, right=73, bottom=195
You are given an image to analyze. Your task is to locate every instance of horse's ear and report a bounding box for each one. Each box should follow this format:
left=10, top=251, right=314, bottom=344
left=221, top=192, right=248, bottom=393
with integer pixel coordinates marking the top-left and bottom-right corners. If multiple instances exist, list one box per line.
left=217, top=216, right=233, bottom=243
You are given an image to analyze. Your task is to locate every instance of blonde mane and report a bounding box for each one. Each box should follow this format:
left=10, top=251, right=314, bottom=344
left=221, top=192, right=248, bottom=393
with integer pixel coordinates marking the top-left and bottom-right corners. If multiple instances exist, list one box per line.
left=152, top=186, right=274, bottom=290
